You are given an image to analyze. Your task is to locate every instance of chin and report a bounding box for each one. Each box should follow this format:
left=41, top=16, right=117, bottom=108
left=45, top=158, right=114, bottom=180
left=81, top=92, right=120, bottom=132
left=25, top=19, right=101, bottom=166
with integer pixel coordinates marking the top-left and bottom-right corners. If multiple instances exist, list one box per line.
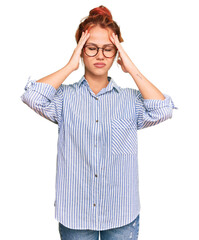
left=88, top=69, right=108, bottom=75
left=85, top=65, right=110, bottom=77
left=93, top=70, right=108, bottom=76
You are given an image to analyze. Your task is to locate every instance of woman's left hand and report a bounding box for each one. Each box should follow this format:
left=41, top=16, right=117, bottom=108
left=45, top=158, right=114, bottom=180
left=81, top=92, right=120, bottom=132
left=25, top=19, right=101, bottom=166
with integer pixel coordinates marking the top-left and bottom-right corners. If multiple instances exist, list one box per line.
left=110, top=33, right=134, bottom=73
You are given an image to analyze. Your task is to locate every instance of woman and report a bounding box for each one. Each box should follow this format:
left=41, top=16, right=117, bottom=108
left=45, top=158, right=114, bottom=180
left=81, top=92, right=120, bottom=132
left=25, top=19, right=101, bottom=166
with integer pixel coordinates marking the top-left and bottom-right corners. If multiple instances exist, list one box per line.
left=21, top=5, right=177, bottom=240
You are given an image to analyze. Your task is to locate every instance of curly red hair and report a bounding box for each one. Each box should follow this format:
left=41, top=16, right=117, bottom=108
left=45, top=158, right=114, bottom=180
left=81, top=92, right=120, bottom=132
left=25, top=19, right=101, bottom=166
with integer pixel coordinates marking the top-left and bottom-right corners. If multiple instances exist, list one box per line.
left=75, top=5, right=124, bottom=43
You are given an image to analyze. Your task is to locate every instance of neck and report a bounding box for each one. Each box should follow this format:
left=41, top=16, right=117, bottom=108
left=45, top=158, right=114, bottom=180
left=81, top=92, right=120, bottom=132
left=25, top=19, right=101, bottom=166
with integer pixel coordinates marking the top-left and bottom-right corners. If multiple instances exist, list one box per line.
left=84, top=70, right=109, bottom=95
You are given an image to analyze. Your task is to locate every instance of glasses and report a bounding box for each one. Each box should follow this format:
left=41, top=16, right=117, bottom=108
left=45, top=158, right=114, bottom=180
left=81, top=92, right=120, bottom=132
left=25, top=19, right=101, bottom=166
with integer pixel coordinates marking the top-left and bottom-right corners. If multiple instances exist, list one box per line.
left=83, top=44, right=117, bottom=58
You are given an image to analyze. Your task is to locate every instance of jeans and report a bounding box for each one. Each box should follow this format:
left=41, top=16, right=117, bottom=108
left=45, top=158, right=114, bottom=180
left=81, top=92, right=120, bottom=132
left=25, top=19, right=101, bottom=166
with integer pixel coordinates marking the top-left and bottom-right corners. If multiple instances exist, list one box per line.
left=58, top=214, right=140, bottom=240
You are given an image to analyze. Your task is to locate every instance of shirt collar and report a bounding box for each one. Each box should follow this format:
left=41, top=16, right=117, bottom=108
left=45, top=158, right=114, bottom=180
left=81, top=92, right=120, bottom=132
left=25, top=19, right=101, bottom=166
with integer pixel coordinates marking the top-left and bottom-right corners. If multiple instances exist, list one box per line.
left=77, top=75, right=120, bottom=93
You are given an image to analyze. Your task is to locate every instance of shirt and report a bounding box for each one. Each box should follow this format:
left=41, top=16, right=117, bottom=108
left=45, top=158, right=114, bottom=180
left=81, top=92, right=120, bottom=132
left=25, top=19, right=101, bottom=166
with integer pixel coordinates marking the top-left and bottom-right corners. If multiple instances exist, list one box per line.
left=21, top=75, right=177, bottom=231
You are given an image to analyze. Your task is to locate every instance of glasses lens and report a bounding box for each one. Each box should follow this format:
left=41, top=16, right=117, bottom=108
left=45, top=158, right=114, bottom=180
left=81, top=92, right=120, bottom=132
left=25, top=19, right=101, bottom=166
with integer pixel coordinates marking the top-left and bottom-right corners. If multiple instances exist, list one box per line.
left=85, top=46, right=116, bottom=57
left=103, top=46, right=116, bottom=58
left=85, top=46, right=98, bottom=57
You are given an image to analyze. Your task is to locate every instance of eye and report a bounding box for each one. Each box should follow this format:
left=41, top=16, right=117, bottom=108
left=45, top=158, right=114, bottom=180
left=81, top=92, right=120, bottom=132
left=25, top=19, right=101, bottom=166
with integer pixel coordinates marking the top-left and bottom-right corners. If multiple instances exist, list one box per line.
left=88, top=47, right=97, bottom=51
left=104, top=47, right=114, bottom=52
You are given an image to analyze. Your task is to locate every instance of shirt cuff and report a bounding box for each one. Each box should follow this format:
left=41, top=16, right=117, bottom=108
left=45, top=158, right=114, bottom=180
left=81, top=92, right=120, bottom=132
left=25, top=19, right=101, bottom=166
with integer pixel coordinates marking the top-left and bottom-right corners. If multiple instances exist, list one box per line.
left=143, top=94, right=178, bottom=111
left=24, top=76, right=57, bottom=101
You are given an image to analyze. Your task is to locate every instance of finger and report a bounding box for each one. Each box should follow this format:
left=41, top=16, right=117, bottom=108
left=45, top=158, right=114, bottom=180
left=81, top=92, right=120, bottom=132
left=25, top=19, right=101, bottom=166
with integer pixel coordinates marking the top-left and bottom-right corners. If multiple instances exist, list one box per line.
left=77, top=33, right=90, bottom=56
left=113, top=33, right=120, bottom=46
left=81, top=30, right=90, bottom=40
left=110, top=35, right=115, bottom=44
left=78, top=31, right=90, bottom=46
left=80, top=31, right=85, bottom=40
left=79, top=30, right=88, bottom=42
left=81, top=32, right=90, bottom=46
left=111, top=33, right=121, bottom=49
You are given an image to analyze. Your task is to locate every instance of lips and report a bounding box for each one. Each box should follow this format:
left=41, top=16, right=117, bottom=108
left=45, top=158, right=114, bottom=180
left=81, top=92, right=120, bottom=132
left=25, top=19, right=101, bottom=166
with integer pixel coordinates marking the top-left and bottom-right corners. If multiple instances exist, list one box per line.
left=94, top=63, right=106, bottom=68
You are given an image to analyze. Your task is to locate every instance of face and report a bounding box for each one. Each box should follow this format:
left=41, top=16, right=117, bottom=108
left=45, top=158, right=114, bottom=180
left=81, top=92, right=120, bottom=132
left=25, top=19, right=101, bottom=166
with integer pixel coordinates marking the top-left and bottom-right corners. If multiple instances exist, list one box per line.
left=81, top=25, right=117, bottom=78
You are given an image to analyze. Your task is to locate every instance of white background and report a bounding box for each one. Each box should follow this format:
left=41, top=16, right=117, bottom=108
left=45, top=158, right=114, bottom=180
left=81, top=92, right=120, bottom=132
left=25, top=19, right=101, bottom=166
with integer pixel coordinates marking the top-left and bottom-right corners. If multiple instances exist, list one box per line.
left=1, top=0, right=198, bottom=239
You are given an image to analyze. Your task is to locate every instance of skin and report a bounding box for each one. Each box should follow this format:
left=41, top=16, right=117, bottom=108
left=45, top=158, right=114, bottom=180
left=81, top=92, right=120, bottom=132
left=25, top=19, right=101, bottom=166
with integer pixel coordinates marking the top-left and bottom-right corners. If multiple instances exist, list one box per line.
left=81, top=25, right=116, bottom=95
left=110, top=32, right=165, bottom=99
left=80, top=25, right=165, bottom=99
left=37, top=24, right=165, bottom=100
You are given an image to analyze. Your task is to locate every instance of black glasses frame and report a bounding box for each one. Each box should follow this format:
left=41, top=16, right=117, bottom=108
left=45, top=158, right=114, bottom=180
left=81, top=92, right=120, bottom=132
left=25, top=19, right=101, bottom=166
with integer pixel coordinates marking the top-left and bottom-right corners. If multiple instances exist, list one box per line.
left=83, top=45, right=117, bottom=58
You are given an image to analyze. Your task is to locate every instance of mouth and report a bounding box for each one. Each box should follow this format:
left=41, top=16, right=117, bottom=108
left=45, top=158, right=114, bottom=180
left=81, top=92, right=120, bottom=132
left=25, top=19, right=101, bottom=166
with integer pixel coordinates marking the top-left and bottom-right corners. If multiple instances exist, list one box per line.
left=94, top=63, right=106, bottom=68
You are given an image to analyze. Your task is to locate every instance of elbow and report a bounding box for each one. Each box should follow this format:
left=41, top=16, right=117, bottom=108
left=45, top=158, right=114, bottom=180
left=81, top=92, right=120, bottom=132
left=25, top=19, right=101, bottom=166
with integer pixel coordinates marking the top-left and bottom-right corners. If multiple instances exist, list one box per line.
left=148, top=107, right=173, bottom=123
left=20, top=91, right=39, bottom=110
left=21, top=92, right=30, bottom=106
left=162, top=107, right=173, bottom=121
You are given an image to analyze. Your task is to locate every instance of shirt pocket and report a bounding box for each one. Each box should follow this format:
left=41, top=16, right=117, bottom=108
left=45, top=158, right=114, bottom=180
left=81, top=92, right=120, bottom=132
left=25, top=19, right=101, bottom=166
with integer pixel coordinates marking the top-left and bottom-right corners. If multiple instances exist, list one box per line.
left=111, top=118, right=137, bottom=155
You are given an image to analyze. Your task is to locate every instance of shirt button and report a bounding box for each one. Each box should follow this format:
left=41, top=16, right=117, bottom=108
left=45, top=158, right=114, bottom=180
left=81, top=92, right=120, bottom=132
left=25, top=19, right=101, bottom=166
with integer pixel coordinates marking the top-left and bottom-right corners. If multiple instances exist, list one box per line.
left=96, top=120, right=98, bottom=122
left=93, top=203, right=96, bottom=207
left=95, top=174, right=98, bottom=177
left=95, top=97, right=98, bottom=100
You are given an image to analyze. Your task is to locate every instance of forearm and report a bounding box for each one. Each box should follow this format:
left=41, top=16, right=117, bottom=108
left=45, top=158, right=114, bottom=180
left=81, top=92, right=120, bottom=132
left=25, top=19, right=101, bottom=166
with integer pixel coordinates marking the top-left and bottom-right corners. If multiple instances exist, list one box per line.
left=129, top=62, right=165, bottom=100
left=37, top=63, right=74, bottom=90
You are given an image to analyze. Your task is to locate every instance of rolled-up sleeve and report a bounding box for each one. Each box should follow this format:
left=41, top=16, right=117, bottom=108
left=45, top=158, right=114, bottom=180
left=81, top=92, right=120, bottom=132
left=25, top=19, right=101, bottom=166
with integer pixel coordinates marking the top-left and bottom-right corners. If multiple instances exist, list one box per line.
left=21, top=76, right=63, bottom=125
left=135, top=90, right=177, bottom=130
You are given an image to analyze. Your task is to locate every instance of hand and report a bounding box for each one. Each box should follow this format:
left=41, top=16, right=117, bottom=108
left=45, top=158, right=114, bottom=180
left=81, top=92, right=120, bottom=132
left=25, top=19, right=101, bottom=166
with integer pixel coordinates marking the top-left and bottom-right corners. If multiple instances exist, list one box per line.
left=110, top=33, right=134, bottom=73
left=67, top=30, right=90, bottom=71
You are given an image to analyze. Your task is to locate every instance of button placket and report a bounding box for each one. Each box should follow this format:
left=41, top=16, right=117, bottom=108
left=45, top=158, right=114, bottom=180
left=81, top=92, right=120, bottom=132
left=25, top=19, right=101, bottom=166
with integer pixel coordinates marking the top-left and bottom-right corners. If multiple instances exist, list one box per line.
left=93, top=95, right=99, bottom=214
left=94, top=94, right=100, bottom=222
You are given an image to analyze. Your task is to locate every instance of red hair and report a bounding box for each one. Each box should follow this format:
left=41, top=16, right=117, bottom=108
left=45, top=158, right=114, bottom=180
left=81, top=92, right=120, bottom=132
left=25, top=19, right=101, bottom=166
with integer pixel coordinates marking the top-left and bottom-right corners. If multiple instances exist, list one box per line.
left=75, top=5, right=124, bottom=43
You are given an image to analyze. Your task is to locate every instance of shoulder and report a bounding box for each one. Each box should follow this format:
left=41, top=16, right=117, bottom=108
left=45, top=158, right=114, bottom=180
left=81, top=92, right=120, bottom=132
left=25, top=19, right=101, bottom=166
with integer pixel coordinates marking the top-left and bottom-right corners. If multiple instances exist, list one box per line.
left=60, top=81, right=79, bottom=94
left=119, top=86, right=140, bottom=99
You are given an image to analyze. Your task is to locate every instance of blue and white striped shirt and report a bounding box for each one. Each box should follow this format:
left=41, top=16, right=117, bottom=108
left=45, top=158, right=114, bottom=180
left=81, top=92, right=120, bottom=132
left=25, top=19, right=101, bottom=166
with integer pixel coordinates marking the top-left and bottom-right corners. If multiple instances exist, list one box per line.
left=21, top=75, right=177, bottom=230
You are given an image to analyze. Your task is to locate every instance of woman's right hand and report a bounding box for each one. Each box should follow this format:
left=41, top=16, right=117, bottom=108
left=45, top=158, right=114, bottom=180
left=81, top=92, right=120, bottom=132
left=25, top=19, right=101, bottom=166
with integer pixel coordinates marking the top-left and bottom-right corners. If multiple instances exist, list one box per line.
left=67, top=30, right=90, bottom=71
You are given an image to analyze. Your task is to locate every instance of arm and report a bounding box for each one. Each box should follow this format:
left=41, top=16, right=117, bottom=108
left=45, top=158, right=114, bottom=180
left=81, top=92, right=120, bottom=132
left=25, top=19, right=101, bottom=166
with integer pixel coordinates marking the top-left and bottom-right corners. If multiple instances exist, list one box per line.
left=135, top=89, right=176, bottom=130
left=36, top=30, right=91, bottom=90
left=130, top=64, right=177, bottom=129
left=21, top=31, right=91, bottom=123
left=110, top=33, right=166, bottom=100
left=128, top=64, right=165, bottom=100
left=110, top=33, right=177, bottom=130
left=21, top=80, right=64, bottom=125
left=37, top=64, right=74, bottom=90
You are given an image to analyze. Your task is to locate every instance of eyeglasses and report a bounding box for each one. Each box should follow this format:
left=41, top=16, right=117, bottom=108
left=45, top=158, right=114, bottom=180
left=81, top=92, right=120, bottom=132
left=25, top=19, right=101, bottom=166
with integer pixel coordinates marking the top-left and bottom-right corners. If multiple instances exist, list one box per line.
left=83, top=44, right=117, bottom=58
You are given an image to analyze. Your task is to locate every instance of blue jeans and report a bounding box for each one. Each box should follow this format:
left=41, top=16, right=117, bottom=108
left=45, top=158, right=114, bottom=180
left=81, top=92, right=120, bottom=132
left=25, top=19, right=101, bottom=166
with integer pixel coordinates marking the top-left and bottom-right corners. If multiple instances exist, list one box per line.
left=59, top=214, right=140, bottom=240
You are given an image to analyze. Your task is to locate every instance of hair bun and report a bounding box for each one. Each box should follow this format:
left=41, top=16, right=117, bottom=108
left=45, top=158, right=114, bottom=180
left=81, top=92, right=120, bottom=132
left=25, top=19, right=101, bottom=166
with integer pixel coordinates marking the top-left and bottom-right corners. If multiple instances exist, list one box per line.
left=89, top=5, right=113, bottom=20
left=75, top=5, right=124, bottom=44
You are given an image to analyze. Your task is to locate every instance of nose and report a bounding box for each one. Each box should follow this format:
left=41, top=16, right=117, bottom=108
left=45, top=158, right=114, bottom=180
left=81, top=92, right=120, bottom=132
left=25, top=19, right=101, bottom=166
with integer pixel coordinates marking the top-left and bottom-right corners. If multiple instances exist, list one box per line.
left=96, top=48, right=104, bottom=59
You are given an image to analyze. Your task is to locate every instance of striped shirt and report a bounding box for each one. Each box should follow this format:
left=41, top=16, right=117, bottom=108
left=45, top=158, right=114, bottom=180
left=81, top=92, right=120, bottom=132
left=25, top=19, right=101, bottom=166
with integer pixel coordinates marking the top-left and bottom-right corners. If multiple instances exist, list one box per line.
left=21, top=75, right=177, bottom=231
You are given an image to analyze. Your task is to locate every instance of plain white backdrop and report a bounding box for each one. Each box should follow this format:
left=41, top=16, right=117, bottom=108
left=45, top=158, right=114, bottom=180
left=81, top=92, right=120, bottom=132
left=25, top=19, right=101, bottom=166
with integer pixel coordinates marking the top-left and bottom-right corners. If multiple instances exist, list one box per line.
left=1, top=0, right=198, bottom=239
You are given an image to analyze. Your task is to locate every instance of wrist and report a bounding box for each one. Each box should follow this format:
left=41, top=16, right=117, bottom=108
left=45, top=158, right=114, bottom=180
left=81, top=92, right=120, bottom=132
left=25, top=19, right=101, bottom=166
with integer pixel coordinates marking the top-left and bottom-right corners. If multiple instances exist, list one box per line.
left=64, top=63, right=75, bottom=73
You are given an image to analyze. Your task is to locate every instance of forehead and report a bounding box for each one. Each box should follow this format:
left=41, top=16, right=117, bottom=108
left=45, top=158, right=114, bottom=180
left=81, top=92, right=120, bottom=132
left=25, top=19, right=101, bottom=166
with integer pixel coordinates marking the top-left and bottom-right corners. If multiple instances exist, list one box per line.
left=86, top=25, right=113, bottom=45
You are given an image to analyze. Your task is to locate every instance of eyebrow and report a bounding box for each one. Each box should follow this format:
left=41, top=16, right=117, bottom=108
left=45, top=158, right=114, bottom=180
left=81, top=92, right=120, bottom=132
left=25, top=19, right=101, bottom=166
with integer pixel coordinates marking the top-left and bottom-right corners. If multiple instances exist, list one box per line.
left=86, top=42, right=114, bottom=47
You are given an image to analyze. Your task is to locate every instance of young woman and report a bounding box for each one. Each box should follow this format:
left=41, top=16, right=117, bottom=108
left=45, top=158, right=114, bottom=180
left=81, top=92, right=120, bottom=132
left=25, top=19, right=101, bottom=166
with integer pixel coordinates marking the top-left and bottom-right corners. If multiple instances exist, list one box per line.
left=21, top=5, right=177, bottom=240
